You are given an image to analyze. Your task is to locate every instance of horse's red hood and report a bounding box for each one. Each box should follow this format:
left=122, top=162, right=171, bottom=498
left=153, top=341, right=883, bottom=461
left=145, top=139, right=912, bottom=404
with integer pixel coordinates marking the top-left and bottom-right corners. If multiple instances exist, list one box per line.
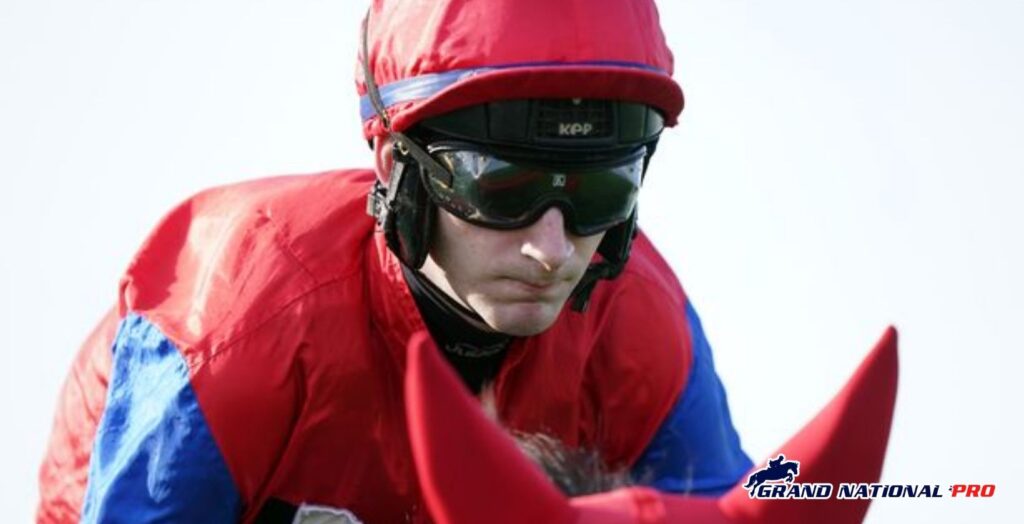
left=405, top=327, right=899, bottom=523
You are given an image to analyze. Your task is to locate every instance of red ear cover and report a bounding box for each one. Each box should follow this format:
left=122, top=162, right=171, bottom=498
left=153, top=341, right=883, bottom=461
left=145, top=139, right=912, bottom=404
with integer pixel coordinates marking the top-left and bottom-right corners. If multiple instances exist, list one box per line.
left=405, top=327, right=899, bottom=524
left=718, top=326, right=900, bottom=523
left=404, top=331, right=576, bottom=524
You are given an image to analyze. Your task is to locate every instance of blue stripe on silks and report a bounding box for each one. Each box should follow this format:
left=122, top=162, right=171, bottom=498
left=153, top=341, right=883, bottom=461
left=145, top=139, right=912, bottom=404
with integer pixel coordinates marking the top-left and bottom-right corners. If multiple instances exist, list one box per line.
left=81, top=313, right=240, bottom=523
left=359, top=60, right=669, bottom=120
left=631, top=301, right=753, bottom=496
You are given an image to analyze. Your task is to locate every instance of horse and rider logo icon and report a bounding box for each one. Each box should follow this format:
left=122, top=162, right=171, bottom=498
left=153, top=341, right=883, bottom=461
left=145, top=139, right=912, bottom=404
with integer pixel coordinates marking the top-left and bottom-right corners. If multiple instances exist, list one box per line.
left=744, top=454, right=801, bottom=492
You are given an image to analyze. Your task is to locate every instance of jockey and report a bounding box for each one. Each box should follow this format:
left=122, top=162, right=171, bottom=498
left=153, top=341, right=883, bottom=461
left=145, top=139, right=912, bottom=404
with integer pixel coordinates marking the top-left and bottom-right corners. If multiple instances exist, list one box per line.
left=38, top=1, right=753, bottom=522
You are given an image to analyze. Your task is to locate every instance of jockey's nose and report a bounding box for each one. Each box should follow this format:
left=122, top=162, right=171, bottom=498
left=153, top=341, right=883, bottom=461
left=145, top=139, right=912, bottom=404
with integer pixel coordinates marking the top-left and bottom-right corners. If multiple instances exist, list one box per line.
left=519, top=207, right=574, bottom=273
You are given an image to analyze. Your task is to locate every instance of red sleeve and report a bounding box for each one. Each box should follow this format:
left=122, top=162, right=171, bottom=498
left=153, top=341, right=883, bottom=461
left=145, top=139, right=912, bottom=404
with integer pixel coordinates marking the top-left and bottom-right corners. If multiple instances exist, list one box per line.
left=37, top=307, right=120, bottom=524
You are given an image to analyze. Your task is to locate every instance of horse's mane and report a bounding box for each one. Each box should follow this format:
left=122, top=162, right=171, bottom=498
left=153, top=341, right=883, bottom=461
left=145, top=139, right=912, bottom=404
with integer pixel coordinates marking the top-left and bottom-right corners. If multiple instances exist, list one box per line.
left=478, top=385, right=632, bottom=496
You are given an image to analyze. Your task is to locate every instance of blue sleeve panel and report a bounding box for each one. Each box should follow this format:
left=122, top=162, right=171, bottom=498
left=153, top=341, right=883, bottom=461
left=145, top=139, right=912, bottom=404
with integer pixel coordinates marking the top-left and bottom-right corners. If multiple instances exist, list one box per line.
left=632, top=301, right=753, bottom=496
left=81, top=313, right=241, bottom=523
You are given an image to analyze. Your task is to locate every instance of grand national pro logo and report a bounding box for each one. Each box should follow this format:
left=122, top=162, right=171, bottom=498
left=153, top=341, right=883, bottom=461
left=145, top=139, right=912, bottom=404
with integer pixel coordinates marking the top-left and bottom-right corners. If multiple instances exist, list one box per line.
left=741, top=454, right=978, bottom=500
left=744, top=454, right=832, bottom=499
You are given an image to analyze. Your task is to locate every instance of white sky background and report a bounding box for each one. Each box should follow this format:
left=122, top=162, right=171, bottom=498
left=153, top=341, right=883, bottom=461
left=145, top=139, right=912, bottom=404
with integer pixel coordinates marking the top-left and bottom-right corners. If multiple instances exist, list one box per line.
left=1, top=1, right=1020, bottom=522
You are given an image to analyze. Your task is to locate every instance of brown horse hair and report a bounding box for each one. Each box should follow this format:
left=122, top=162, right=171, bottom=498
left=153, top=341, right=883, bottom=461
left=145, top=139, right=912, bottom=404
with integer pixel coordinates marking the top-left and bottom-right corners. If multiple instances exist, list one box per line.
left=478, top=385, right=633, bottom=496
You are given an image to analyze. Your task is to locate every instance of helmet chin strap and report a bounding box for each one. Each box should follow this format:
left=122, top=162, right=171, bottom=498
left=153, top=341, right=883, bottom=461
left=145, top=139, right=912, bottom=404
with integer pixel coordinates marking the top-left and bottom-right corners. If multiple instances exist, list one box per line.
left=569, top=263, right=618, bottom=313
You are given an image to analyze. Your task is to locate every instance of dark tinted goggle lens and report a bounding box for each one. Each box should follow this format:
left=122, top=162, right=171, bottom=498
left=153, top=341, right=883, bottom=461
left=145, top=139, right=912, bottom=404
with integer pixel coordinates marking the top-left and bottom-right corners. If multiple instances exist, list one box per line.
left=422, top=145, right=644, bottom=236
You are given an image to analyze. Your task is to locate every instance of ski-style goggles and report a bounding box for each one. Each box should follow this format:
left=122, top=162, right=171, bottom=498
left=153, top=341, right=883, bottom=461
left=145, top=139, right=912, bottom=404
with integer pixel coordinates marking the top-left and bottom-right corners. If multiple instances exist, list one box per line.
left=416, top=142, right=646, bottom=236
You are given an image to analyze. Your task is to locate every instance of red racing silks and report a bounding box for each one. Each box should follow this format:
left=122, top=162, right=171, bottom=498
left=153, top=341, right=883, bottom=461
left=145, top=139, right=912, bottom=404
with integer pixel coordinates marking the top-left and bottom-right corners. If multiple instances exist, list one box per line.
left=405, top=327, right=899, bottom=524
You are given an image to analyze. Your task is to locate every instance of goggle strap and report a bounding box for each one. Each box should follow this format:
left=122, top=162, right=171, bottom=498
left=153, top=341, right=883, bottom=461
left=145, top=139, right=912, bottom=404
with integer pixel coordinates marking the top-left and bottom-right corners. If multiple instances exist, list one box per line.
left=360, top=11, right=390, bottom=131
left=363, top=10, right=453, bottom=188
left=392, top=131, right=454, bottom=187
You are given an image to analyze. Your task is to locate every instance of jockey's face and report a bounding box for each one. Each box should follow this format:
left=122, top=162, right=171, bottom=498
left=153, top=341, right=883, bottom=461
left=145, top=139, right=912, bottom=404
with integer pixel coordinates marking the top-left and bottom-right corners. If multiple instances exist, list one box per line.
left=420, top=206, right=604, bottom=336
